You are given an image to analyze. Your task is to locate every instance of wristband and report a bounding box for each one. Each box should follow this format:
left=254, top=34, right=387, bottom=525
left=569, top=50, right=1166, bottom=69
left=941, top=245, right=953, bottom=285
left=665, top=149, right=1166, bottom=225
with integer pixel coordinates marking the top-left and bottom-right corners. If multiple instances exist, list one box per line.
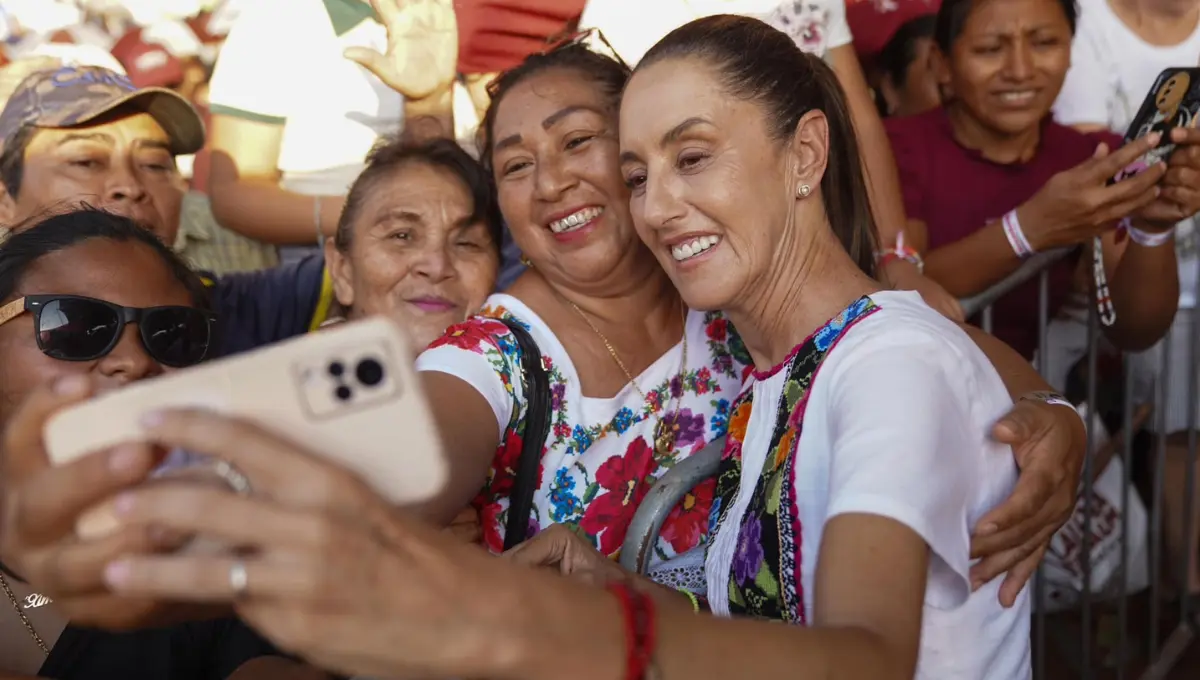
left=608, top=582, right=658, bottom=680
left=1119, top=218, right=1175, bottom=248
left=1002, top=210, right=1036, bottom=259
left=676, top=588, right=700, bottom=614
left=875, top=231, right=925, bottom=273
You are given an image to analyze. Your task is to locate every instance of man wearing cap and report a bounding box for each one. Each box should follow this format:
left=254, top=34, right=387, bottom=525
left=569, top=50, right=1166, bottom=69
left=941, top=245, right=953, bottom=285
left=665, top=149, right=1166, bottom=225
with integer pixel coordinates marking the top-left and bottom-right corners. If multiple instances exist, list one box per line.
left=0, top=65, right=333, bottom=357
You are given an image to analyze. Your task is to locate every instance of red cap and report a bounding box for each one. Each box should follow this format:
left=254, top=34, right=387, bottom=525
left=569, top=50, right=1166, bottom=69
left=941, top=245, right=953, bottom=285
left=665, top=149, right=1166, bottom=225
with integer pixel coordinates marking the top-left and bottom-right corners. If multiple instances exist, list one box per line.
left=110, top=28, right=184, bottom=89
left=846, top=0, right=941, bottom=68
left=456, top=0, right=586, bottom=75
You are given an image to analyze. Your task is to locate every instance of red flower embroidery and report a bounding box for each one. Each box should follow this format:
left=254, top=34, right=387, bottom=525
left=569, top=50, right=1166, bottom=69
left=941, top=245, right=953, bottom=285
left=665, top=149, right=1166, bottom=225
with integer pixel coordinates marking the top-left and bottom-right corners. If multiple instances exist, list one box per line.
left=428, top=318, right=510, bottom=352
left=659, top=477, right=715, bottom=554
left=487, top=429, right=525, bottom=498
left=479, top=501, right=505, bottom=554
left=579, top=437, right=658, bottom=555
left=706, top=317, right=729, bottom=342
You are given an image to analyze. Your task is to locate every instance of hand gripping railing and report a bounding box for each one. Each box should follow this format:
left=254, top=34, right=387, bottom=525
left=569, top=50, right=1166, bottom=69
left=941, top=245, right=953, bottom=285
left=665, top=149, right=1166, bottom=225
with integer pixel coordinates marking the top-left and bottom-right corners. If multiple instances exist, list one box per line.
left=619, top=436, right=725, bottom=575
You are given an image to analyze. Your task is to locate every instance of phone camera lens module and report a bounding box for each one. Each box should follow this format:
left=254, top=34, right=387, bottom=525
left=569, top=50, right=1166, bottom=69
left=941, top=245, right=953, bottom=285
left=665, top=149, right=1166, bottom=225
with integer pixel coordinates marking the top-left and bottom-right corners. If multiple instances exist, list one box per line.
left=335, top=385, right=353, bottom=402
left=355, top=358, right=385, bottom=387
left=328, top=361, right=345, bottom=377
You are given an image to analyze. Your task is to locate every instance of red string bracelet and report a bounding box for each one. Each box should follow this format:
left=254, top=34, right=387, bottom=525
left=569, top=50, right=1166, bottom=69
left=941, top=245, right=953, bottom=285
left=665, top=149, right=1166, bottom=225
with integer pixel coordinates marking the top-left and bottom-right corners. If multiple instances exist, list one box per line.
left=607, top=582, right=658, bottom=680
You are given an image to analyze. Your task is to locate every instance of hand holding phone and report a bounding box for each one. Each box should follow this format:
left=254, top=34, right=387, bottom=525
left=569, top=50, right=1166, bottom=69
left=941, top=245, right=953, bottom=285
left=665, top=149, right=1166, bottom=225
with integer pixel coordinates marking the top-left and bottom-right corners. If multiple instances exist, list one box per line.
left=1015, top=134, right=1165, bottom=251
left=1112, top=67, right=1200, bottom=185
left=43, top=317, right=449, bottom=539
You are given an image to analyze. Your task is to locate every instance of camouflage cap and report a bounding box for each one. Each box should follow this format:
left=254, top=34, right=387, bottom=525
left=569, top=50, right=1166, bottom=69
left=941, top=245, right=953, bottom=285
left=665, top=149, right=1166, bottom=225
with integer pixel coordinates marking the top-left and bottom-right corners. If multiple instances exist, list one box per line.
left=0, top=65, right=204, bottom=155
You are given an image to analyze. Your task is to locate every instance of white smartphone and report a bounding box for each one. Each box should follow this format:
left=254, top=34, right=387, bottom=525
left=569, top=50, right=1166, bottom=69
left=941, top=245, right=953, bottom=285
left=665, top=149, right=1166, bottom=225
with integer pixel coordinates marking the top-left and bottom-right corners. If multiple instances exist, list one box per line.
left=44, top=316, right=448, bottom=538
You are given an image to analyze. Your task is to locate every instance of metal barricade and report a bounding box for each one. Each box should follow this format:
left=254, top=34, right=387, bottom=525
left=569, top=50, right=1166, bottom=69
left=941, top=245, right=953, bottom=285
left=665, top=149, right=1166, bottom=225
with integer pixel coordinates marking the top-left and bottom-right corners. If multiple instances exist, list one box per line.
left=622, top=247, right=1200, bottom=679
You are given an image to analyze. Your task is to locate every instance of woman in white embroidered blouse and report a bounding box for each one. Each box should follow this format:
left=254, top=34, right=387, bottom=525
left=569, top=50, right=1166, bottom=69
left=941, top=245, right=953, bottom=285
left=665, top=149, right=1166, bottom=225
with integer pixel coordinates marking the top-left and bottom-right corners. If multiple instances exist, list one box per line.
left=411, top=37, right=1083, bottom=584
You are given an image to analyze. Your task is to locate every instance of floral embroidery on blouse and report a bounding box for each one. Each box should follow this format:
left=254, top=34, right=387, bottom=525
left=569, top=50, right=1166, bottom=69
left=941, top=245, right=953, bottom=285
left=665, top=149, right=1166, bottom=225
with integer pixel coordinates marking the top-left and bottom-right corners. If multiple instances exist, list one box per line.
left=428, top=301, right=750, bottom=561
left=708, top=296, right=879, bottom=624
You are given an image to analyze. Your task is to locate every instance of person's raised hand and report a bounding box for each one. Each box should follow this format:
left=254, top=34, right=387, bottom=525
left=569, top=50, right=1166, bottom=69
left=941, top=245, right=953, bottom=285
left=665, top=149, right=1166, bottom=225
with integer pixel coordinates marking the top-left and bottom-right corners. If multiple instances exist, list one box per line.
left=970, top=397, right=1085, bottom=607
left=1018, top=134, right=1166, bottom=251
left=343, top=0, right=458, bottom=100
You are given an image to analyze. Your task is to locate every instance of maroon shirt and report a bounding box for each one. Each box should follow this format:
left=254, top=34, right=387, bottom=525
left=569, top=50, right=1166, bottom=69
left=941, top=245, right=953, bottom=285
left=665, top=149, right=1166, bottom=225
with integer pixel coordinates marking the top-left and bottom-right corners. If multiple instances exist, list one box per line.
left=885, top=107, right=1123, bottom=358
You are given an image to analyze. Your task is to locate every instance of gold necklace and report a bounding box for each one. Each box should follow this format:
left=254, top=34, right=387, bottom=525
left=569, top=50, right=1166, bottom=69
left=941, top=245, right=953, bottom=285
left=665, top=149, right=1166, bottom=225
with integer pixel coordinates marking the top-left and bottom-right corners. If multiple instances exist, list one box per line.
left=564, top=300, right=689, bottom=458
left=0, top=572, right=49, bottom=655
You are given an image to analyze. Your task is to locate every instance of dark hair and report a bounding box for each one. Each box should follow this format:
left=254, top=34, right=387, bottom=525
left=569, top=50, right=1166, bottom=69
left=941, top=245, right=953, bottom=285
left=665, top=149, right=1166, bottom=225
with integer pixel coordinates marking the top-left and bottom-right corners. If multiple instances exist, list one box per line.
left=478, top=42, right=632, bottom=175
left=638, top=15, right=877, bottom=276
left=334, top=136, right=503, bottom=255
left=879, top=15, right=937, bottom=89
left=0, top=207, right=211, bottom=310
left=0, top=125, right=36, bottom=198
left=935, top=0, right=1077, bottom=53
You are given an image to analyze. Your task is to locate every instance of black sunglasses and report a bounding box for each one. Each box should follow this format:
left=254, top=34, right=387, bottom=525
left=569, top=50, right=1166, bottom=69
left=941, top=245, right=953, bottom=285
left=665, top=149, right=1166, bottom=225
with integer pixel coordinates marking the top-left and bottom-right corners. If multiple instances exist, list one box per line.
left=0, top=294, right=214, bottom=368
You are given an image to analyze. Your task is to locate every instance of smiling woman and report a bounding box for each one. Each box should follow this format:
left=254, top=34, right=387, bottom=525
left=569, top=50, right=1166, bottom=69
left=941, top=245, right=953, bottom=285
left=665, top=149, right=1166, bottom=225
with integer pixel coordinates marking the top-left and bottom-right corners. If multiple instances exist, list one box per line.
left=324, top=136, right=502, bottom=349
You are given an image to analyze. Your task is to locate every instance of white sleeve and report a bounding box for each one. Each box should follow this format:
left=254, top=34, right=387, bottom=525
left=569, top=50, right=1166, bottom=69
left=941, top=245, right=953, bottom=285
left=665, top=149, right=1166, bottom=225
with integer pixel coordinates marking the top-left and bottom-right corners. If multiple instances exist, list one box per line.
left=1053, top=19, right=1113, bottom=128
left=822, top=331, right=989, bottom=609
left=206, top=0, right=298, bottom=123
left=824, top=0, right=853, bottom=51
left=414, top=319, right=525, bottom=441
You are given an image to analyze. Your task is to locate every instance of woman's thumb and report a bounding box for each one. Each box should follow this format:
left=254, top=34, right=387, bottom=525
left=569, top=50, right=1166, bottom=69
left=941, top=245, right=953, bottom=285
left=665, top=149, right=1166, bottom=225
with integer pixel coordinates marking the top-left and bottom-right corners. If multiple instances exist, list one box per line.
left=1092, top=142, right=1110, bottom=159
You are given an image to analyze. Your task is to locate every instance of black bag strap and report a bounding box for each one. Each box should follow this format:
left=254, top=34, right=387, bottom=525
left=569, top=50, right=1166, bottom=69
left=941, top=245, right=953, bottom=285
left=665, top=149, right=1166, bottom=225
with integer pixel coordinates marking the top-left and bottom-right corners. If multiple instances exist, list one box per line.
left=499, top=317, right=551, bottom=550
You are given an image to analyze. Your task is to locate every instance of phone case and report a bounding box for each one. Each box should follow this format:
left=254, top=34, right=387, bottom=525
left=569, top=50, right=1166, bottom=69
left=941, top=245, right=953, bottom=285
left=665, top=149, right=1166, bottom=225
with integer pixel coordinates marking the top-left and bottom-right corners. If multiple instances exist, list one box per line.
left=1112, top=67, right=1200, bottom=183
left=44, top=317, right=448, bottom=538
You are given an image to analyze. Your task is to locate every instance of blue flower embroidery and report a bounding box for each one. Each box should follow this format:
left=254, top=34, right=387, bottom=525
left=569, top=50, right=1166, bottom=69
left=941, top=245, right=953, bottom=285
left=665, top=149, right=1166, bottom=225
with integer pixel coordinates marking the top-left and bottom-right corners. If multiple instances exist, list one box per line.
left=709, top=399, right=731, bottom=435
left=571, top=424, right=594, bottom=452
left=611, top=407, right=635, bottom=434
left=548, top=468, right=582, bottom=522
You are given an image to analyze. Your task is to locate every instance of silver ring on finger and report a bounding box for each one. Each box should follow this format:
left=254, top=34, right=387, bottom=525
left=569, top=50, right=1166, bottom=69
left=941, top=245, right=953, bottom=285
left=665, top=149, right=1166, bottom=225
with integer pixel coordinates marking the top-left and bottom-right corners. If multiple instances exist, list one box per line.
left=211, top=459, right=252, bottom=496
left=228, top=560, right=249, bottom=598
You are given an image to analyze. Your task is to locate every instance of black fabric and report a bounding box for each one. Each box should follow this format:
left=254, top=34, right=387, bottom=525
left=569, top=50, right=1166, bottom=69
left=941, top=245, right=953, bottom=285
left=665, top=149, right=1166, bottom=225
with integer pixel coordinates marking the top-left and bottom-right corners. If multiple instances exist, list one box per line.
left=500, top=318, right=551, bottom=551
left=37, top=616, right=279, bottom=680
left=203, top=252, right=327, bottom=358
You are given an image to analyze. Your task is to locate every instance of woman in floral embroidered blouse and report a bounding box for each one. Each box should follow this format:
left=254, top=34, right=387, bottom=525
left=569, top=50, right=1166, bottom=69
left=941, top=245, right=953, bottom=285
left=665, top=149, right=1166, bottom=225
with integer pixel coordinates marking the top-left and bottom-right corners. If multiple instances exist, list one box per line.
left=409, top=32, right=1085, bottom=593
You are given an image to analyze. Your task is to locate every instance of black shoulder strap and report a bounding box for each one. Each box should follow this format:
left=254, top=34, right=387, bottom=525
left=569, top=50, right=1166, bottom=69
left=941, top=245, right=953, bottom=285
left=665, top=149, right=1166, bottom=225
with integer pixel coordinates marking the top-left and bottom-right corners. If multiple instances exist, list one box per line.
left=499, top=318, right=551, bottom=550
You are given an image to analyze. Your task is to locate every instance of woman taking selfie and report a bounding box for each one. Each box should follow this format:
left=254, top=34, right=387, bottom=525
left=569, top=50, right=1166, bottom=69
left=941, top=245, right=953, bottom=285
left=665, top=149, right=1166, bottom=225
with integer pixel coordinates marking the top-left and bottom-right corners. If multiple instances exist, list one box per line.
left=0, top=210, right=320, bottom=679
left=33, top=16, right=1079, bottom=679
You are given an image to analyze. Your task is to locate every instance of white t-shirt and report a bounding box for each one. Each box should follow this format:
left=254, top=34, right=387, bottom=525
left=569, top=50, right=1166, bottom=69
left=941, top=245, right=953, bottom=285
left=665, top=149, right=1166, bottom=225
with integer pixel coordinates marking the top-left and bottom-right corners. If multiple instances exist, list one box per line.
left=706, top=291, right=1030, bottom=679
left=207, top=0, right=403, bottom=196
left=416, top=294, right=750, bottom=570
left=579, top=0, right=852, bottom=66
left=1054, top=0, right=1200, bottom=308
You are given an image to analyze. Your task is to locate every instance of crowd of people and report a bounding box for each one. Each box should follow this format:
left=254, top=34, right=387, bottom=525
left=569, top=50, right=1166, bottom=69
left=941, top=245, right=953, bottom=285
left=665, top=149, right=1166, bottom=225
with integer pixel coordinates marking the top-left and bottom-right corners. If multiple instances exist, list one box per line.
left=0, top=0, right=1198, bottom=678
